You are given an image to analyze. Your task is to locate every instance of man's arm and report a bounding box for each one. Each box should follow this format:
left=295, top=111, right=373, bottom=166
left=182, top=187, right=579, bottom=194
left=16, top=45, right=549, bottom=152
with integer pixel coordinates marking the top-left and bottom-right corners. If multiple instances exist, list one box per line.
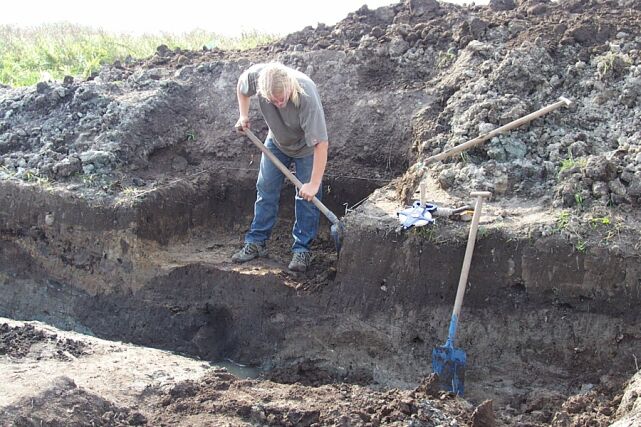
left=299, top=141, right=328, bottom=201
left=235, top=81, right=251, bottom=131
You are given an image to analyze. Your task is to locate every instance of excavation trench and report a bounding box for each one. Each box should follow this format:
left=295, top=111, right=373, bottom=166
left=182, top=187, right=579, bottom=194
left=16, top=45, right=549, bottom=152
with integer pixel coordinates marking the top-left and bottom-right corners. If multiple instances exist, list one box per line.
left=3, top=1, right=641, bottom=423
left=1, top=172, right=640, bottom=410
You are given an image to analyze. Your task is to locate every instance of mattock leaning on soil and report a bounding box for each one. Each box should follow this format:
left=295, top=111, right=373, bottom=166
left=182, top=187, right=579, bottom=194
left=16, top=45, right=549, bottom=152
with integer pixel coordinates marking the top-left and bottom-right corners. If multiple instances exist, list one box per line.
left=419, top=96, right=573, bottom=168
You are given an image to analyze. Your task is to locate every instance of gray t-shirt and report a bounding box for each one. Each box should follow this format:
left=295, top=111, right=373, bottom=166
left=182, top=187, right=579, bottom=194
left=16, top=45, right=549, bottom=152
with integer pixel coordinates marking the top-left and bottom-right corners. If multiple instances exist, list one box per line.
left=238, top=64, right=328, bottom=158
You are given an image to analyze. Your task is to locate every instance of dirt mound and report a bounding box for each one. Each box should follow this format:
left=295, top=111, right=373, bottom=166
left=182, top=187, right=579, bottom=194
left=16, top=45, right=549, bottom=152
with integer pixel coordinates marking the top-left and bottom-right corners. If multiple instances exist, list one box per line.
left=150, top=369, right=476, bottom=426
left=0, top=0, right=639, bottom=214
left=0, top=376, right=146, bottom=426
left=0, top=322, right=88, bottom=360
left=614, top=369, right=641, bottom=425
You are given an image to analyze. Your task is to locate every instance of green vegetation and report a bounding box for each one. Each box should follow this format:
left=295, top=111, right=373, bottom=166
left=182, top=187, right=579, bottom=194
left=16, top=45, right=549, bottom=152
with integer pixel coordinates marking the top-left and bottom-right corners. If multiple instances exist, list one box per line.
left=590, top=216, right=611, bottom=227
left=0, top=165, right=15, bottom=178
left=185, top=130, right=197, bottom=142
left=79, top=172, right=98, bottom=187
left=589, top=214, right=624, bottom=244
left=558, top=150, right=587, bottom=175
left=574, top=192, right=584, bottom=208
left=477, top=225, right=489, bottom=239
left=553, top=210, right=622, bottom=253
left=459, top=151, right=470, bottom=164
left=605, top=219, right=624, bottom=244
left=554, top=211, right=587, bottom=252
left=436, top=50, right=456, bottom=68
left=411, top=223, right=443, bottom=243
left=554, top=210, right=571, bottom=232
left=114, top=186, right=145, bottom=207
left=0, top=166, right=52, bottom=189
left=596, top=52, right=632, bottom=80
left=0, top=23, right=278, bottom=87
left=24, top=170, right=50, bottom=186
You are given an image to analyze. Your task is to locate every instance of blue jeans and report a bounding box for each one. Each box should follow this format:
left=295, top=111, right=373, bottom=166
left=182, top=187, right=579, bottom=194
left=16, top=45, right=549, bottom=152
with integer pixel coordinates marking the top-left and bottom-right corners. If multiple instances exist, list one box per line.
left=245, top=137, right=321, bottom=253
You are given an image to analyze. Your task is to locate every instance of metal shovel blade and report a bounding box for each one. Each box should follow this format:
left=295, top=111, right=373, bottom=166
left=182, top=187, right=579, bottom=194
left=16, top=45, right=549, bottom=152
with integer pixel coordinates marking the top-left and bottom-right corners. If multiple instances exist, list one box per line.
left=431, top=344, right=466, bottom=395
left=330, top=222, right=344, bottom=253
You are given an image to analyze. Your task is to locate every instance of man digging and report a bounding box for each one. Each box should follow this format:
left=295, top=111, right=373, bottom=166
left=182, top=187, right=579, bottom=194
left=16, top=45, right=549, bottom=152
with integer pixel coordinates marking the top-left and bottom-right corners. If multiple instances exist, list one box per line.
left=232, top=62, right=329, bottom=272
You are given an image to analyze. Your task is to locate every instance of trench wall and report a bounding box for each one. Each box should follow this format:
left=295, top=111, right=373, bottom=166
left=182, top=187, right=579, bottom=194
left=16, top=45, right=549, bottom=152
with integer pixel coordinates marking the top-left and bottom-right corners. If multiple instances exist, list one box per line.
left=1, top=179, right=641, bottom=392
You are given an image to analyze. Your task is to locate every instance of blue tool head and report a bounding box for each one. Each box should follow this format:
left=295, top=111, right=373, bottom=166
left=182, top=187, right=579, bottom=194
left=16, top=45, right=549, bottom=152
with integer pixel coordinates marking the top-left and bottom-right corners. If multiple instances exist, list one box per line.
left=432, top=345, right=467, bottom=396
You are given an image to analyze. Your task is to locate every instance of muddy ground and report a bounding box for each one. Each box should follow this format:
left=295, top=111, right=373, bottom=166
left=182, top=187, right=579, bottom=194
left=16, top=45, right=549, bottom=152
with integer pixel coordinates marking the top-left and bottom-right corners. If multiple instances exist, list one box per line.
left=1, top=0, right=641, bottom=425
left=1, top=317, right=637, bottom=426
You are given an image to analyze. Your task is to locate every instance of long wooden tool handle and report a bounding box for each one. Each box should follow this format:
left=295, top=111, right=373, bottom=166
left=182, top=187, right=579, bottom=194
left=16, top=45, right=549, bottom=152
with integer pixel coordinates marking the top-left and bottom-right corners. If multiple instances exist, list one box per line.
left=452, top=191, right=492, bottom=319
left=242, top=128, right=340, bottom=225
left=424, top=97, right=572, bottom=166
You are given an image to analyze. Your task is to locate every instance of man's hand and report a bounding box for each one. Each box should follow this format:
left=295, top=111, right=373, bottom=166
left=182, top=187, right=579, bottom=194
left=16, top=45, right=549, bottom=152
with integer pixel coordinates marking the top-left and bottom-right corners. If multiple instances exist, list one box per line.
left=298, top=141, right=328, bottom=202
left=299, top=182, right=320, bottom=202
left=235, top=116, right=250, bottom=133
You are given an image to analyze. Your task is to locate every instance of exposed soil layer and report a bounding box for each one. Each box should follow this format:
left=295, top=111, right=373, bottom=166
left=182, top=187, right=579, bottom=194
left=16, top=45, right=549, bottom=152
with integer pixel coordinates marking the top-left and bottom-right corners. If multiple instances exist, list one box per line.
left=1, top=208, right=639, bottom=425
left=1, top=0, right=641, bottom=425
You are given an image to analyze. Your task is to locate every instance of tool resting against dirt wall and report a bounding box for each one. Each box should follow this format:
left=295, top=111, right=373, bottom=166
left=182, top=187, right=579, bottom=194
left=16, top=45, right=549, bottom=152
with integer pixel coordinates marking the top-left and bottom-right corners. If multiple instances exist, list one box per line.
left=432, top=191, right=492, bottom=396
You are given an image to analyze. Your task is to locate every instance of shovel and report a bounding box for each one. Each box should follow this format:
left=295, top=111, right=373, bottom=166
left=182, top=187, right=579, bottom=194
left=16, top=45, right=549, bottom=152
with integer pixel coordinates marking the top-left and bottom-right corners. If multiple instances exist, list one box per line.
left=241, top=128, right=345, bottom=253
left=432, top=191, right=491, bottom=395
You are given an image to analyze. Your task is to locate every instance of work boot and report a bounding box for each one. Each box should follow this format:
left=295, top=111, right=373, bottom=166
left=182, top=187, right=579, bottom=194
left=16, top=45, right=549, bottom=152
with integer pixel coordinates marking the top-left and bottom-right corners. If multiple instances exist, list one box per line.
left=231, top=242, right=267, bottom=263
left=288, top=251, right=313, bottom=272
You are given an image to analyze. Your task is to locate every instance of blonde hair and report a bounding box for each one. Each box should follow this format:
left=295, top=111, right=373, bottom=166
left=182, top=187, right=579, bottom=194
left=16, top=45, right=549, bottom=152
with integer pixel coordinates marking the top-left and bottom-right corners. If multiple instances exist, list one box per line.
left=257, top=62, right=306, bottom=107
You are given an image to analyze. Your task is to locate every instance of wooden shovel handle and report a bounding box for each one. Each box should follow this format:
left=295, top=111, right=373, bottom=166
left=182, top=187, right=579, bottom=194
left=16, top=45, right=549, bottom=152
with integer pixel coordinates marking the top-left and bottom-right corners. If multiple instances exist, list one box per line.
left=452, top=191, right=492, bottom=318
left=424, top=97, right=572, bottom=166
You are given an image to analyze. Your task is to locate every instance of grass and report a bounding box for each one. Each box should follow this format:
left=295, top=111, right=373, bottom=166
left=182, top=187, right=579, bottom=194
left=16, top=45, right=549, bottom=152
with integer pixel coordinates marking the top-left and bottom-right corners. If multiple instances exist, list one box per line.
left=590, top=216, right=611, bottom=228
left=0, top=166, right=53, bottom=188
left=185, top=130, right=197, bottom=142
left=554, top=210, right=587, bottom=252
left=558, top=150, right=587, bottom=175
left=0, top=165, right=15, bottom=178
left=590, top=214, right=624, bottom=244
left=411, top=223, right=439, bottom=242
left=459, top=151, right=470, bottom=164
left=80, top=173, right=98, bottom=186
left=596, top=51, right=632, bottom=80
left=555, top=211, right=571, bottom=232
left=574, top=192, right=584, bottom=208
left=553, top=210, right=622, bottom=253
left=436, top=50, right=456, bottom=68
left=114, top=186, right=145, bottom=207
left=0, top=23, right=278, bottom=87
left=24, top=170, right=51, bottom=187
